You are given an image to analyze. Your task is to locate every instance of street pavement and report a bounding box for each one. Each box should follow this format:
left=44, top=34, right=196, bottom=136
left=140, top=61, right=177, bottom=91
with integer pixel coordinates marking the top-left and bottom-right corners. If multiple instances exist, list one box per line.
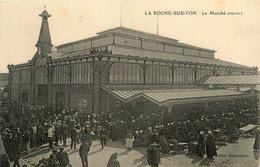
left=12, top=137, right=259, bottom=167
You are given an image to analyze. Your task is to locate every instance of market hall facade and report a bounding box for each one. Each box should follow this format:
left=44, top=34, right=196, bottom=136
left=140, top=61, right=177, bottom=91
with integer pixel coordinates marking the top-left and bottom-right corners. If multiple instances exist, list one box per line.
left=7, top=10, right=258, bottom=114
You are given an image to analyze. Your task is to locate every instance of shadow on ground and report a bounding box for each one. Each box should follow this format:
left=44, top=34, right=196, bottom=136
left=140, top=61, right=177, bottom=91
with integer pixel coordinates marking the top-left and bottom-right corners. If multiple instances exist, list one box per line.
left=186, top=154, right=204, bottom=164
left=199, top=157, right=215, bottom=166
left=23, top=146, right=51, bottom=159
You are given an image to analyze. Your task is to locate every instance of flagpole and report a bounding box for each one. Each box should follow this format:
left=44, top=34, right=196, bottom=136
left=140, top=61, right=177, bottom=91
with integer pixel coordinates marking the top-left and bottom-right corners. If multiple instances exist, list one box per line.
left=120, top=0, right=122, bottom=27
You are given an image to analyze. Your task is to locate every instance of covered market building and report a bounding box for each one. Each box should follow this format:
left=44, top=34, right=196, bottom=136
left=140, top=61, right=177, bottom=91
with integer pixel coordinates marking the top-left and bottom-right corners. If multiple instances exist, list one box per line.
left=7, top=10, right=259, bottom=115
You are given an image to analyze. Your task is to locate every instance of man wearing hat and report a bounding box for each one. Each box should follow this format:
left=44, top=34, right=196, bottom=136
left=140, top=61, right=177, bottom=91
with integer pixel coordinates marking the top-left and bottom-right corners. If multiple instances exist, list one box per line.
left=151, top=129, right=160, bottom=144
left=79, top=140, right=90, bottom=167
left=70, top=125, right=78, bottom=149
left=147, top=142, right=161, bottom=167
left=125, top=130, right=134, bottom=152
left=197, top=131, right=206, bottom=157
left=100, top=125, right=108, bottom=150
left=56, top=147, right=70, bottom=167
left=22, top=128, right=30, bottom=154
left=61, top=121, right=69, bottom=146
left=205, top=130, right=217, bottom=158
left=48, top=124, right=54, bottom=148
left=55, top=121, right=61, bottom=146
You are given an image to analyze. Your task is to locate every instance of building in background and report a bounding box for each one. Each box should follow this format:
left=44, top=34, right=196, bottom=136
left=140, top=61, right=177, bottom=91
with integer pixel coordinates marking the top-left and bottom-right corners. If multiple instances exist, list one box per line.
left=7, top=10, right=258, bottom=114
left=0, top=73, right=8, bottom=99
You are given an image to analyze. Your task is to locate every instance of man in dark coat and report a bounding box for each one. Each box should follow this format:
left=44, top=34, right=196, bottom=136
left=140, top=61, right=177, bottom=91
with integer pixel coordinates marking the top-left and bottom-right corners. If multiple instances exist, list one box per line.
left=70, top=126, right=77, bottom=149
left=253, top=128, right=260, bottom=151
left=146, top=129, right=153, bottom=146
left=205, top=130, right=217, bottom=158
left=11, top=134, right=21, bottom=167
left=100, top=126, right=108, bottom=149
left=56, top=147, right=69, bottom=167
left=0, top=135, right=10, bottom=167
left=61, top=121, right=68, bottom=146
left=79, top=140, right=90, bottom=167
left=110, top=122, right=118, bottom=141
left=197, top=131, right=205, bottom=157
left=22, top=129, right=30, bottom=155
left=55, top=123, right=61, bottom=146
left=36, top=124, right=44, bottom=147
left=83, top=127, right=92, bottom=146
left=147, top=142, right=161, bottom=167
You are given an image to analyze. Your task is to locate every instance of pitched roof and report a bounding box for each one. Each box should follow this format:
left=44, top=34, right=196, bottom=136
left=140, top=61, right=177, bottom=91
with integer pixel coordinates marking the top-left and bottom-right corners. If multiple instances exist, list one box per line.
left=135, top=89, right=244, bottom=105
left=197, top=75, right=260, bottom=85
left=58, top=26, right=215, bottom=52
left=109, top=45, right=248, bottom=68
left=47, top=45, right=250, bottom=69
left=97, top=27, right=216, bottom=52
left=47, top=51, right=64, bottom=59
left=102, top=85, right=247, bottom=105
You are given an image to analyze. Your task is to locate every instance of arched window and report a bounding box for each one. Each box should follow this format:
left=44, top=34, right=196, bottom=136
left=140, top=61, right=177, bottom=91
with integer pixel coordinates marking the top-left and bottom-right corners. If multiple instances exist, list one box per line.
left=35, top=67, right=48, bottom=84
left=53, top=65, right=70, bottom=84
left=109, top=63, right=143, bottom=84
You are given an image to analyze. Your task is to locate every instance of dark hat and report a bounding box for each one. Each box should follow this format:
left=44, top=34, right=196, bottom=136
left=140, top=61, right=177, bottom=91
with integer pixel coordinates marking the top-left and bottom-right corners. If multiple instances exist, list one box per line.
left=52, top=147, right=58, bottom=152
left=52, top=149, right=58, bottom=152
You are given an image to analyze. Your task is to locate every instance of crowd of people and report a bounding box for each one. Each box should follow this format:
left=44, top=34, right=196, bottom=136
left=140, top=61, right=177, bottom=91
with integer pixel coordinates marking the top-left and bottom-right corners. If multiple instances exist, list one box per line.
left=0, top=97, right=259, bottom=166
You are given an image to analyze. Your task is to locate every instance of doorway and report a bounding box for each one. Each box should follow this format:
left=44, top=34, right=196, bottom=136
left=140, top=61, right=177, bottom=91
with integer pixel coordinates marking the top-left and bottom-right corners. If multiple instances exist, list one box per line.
left=38, top=85, right=48, bottom=105
left=56, top=92, right=65, bottom=114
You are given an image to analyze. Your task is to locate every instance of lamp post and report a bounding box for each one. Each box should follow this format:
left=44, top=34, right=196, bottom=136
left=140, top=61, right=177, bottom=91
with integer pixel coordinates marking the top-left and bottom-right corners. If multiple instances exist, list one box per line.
left=116, top=101, right=120, bottom=121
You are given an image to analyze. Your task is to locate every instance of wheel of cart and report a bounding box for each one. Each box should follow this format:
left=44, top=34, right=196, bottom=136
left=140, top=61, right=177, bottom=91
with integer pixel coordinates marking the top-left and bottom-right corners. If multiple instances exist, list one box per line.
left=185, top=132, right=197, bottom=143
left=159, top=140, right=169, bottom=154
left=185, top=132, right=198, bottom=155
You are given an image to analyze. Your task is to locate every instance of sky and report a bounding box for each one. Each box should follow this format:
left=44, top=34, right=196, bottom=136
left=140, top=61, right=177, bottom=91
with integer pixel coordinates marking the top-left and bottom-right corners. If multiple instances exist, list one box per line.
left=0, top=0, right=259, bottom=73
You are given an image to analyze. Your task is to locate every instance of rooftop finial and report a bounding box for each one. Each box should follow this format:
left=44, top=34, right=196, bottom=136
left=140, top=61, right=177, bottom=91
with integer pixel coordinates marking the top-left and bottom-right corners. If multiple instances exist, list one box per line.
left=36, top=9, right=52, bottom=53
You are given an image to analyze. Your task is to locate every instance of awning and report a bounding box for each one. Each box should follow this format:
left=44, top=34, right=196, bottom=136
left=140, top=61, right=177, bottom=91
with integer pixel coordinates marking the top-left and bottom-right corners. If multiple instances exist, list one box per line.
left=239, top=124, right=256, bottom=133
left=197, top=75, right=260, bottom=85
left=102, top=85, right=253, bottom=106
